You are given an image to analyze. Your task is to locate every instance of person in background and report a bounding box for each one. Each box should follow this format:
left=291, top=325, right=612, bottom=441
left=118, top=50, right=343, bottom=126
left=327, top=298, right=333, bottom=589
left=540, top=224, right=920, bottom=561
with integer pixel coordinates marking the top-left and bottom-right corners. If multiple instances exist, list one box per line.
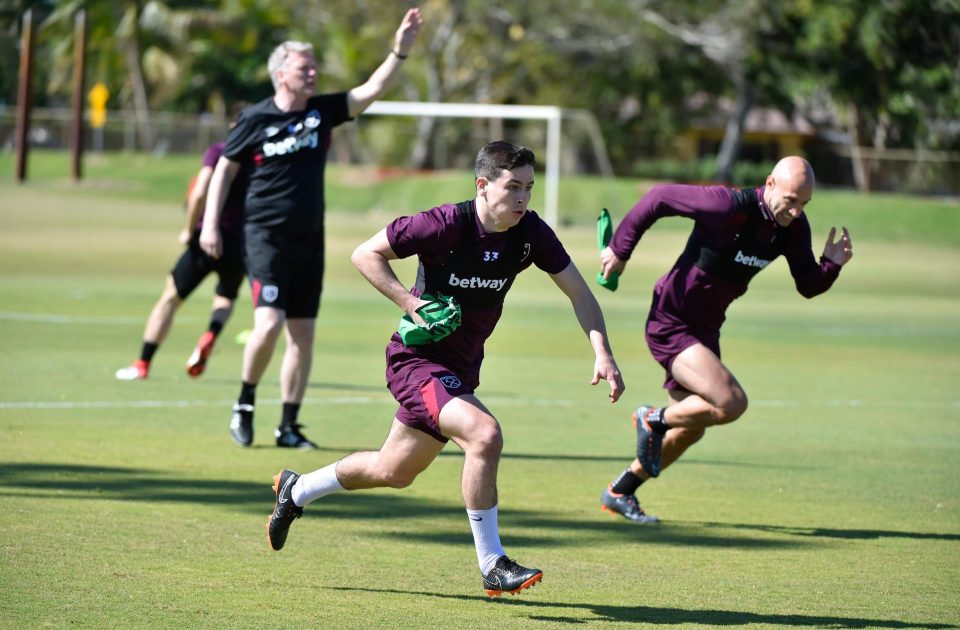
left=200, top=8, right=423, bottom=449
left=115, top=132, right=248, bottom=381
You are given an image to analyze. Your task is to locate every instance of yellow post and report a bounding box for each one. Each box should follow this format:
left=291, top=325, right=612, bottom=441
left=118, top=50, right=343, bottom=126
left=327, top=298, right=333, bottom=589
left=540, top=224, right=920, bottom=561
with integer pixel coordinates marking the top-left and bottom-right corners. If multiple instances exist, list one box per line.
left=88, top=82, right=109, bottom=129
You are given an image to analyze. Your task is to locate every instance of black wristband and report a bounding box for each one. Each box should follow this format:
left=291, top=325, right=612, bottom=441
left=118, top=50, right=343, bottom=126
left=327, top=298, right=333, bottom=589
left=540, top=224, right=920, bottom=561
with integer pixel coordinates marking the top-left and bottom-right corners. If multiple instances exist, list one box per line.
left=391, top=49, right=408, bottom=60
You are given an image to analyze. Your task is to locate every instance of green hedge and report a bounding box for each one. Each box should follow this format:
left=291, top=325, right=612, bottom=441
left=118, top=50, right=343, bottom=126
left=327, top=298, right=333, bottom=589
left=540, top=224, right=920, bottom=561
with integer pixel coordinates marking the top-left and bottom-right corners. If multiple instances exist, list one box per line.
left=633, top=157, right=771, bottom=187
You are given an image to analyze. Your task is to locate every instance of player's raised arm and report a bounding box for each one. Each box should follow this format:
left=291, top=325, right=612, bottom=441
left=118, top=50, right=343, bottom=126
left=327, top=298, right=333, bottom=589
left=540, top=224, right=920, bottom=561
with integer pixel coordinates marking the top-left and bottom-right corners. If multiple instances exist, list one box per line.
left=346, top=8, right=423, bottom=117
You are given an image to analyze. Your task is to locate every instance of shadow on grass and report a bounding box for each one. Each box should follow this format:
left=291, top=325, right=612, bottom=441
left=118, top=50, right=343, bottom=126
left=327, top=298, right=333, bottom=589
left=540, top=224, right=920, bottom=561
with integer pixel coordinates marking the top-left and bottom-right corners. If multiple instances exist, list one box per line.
left=361, top=525, right=807, bottom=550
left=0, top=462, right=271, bottom=505
left=0, top=462, right=806, bottom=550
left=313, top=445, right=629, bottom=464
left=312, top=445, right=810, bottom=468
left=2, top=463, right=953, bottom=548
left=692, top=521, right=960, bottom=542
left=325, top=587, right=956, bottom=628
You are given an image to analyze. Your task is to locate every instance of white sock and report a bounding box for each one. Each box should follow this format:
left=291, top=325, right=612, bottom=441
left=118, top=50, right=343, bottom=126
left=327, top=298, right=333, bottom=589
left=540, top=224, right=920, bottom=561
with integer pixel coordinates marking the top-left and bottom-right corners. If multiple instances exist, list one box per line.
left=467, top=505, right=506, bottom=575
left=291, top=463, right=344, bottom=507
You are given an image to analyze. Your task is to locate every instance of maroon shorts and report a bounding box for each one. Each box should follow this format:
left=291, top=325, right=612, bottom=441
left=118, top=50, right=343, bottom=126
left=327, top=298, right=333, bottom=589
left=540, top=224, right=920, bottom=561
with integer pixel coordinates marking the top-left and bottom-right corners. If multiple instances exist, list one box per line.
left=645, top=314, right=720, bottom=392
left=385, top=342, right=476, bottom=443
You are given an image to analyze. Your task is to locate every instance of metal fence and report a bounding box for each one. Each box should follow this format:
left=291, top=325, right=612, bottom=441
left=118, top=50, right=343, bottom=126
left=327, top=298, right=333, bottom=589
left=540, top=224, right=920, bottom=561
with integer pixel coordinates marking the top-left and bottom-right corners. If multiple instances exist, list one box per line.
left=0, top=105, right=615, bottom=179
left=0, top=107, right=231, bottom=155
left=3, top=107, right=958, bottom=196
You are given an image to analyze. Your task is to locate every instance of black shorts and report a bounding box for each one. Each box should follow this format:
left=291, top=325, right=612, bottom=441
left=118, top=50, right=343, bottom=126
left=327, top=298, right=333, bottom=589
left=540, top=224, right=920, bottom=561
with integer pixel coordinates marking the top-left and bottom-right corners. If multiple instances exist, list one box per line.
left=244, top=225, right=324, bottom=318
left=170, top=230, right=245, bottom=300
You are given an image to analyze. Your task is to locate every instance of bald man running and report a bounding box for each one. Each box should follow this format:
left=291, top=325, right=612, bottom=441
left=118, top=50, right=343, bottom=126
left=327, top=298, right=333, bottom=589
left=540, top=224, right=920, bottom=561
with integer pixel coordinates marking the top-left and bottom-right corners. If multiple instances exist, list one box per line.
left=597, top=156, right=853, bottom=523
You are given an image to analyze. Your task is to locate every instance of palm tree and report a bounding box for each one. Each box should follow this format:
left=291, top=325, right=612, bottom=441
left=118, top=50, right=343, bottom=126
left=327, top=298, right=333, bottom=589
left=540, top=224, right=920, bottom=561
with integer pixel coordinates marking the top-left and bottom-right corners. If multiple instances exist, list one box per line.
left=41, top=0, right=253, bottom=148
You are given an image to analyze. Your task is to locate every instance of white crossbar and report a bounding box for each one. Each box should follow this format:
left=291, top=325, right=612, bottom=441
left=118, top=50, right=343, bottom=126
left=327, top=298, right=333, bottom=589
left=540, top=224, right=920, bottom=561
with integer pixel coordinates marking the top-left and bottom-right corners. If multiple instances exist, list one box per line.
left=363, top=101, right=562, bottom=226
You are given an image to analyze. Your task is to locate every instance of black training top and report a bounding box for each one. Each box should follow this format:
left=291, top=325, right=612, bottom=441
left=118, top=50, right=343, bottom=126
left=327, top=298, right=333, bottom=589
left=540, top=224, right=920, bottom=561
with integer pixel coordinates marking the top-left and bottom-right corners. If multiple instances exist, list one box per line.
left=223, top=93, right=351, bottom=234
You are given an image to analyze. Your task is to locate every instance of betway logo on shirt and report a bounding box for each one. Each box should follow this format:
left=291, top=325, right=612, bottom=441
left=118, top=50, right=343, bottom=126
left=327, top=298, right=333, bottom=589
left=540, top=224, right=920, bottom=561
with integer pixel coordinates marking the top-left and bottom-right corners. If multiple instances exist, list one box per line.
left=261, top=131, right=319, bottom=157
left=734, top=250, right=771, bottom=269
left=448, top=272, right=508, bottom=291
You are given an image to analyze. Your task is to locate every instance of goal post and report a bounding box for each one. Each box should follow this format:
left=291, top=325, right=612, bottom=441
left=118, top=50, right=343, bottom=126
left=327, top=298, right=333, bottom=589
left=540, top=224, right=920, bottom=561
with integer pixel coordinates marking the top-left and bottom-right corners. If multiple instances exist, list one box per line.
left=362, top=101, right=566, bottom=226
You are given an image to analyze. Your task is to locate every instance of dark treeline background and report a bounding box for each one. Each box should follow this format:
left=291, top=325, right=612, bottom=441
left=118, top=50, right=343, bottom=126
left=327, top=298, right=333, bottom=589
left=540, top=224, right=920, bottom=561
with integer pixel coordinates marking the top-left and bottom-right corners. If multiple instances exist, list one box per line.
left=2, top=0, right=958, bottom=190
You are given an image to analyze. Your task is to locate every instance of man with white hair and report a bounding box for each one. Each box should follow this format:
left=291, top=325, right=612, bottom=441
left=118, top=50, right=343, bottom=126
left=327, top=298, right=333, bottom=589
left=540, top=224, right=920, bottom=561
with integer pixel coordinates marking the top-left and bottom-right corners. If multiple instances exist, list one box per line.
left=596, top=156, right=854, bottom=522
left=201, top=8, right=423, bottom=449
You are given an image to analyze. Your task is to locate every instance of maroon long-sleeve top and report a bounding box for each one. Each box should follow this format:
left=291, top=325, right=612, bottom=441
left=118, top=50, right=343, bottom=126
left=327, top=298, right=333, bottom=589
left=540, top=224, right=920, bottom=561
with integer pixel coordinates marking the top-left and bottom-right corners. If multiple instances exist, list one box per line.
left=610, top=184, right=841, bottom=336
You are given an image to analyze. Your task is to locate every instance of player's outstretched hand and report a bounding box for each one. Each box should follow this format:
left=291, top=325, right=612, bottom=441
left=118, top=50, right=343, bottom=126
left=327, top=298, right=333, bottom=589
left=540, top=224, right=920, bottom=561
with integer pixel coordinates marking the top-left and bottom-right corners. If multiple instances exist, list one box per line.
left=592, top=354, right=625, bottom=403
left=394, top=8, right=423, bottom=55
left=823, top=226, right=853, bottom=266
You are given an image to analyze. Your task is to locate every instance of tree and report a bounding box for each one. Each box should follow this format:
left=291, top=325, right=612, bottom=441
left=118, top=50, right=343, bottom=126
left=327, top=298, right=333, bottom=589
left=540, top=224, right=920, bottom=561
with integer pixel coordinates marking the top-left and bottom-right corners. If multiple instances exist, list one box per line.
left=792, top=0, right=960, bottom=190
left=1, top=1, right=56, bottom=108
left=41, top=0, right=156, bottom=146
left=8, top=0, right=956, bottom=191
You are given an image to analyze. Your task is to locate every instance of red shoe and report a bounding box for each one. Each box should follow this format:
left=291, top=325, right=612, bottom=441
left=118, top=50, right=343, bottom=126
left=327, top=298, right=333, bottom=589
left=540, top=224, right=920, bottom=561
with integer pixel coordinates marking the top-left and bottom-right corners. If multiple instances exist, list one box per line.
left=115, top=359, right=149, bottom=381
left=186, top=331, right=216, bottom=377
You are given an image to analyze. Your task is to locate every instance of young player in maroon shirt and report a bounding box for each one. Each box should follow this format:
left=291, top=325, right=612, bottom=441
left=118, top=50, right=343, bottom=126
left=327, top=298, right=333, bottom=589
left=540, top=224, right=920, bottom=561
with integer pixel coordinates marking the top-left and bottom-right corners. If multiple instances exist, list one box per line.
left=266, top=141, right=626, bottom=596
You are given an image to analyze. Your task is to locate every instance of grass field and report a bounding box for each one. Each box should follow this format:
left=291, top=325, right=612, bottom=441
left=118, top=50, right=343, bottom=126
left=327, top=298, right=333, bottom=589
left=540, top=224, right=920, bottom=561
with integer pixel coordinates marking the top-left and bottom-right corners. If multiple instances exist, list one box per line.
left=1, top=155, right=959, bottom=628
